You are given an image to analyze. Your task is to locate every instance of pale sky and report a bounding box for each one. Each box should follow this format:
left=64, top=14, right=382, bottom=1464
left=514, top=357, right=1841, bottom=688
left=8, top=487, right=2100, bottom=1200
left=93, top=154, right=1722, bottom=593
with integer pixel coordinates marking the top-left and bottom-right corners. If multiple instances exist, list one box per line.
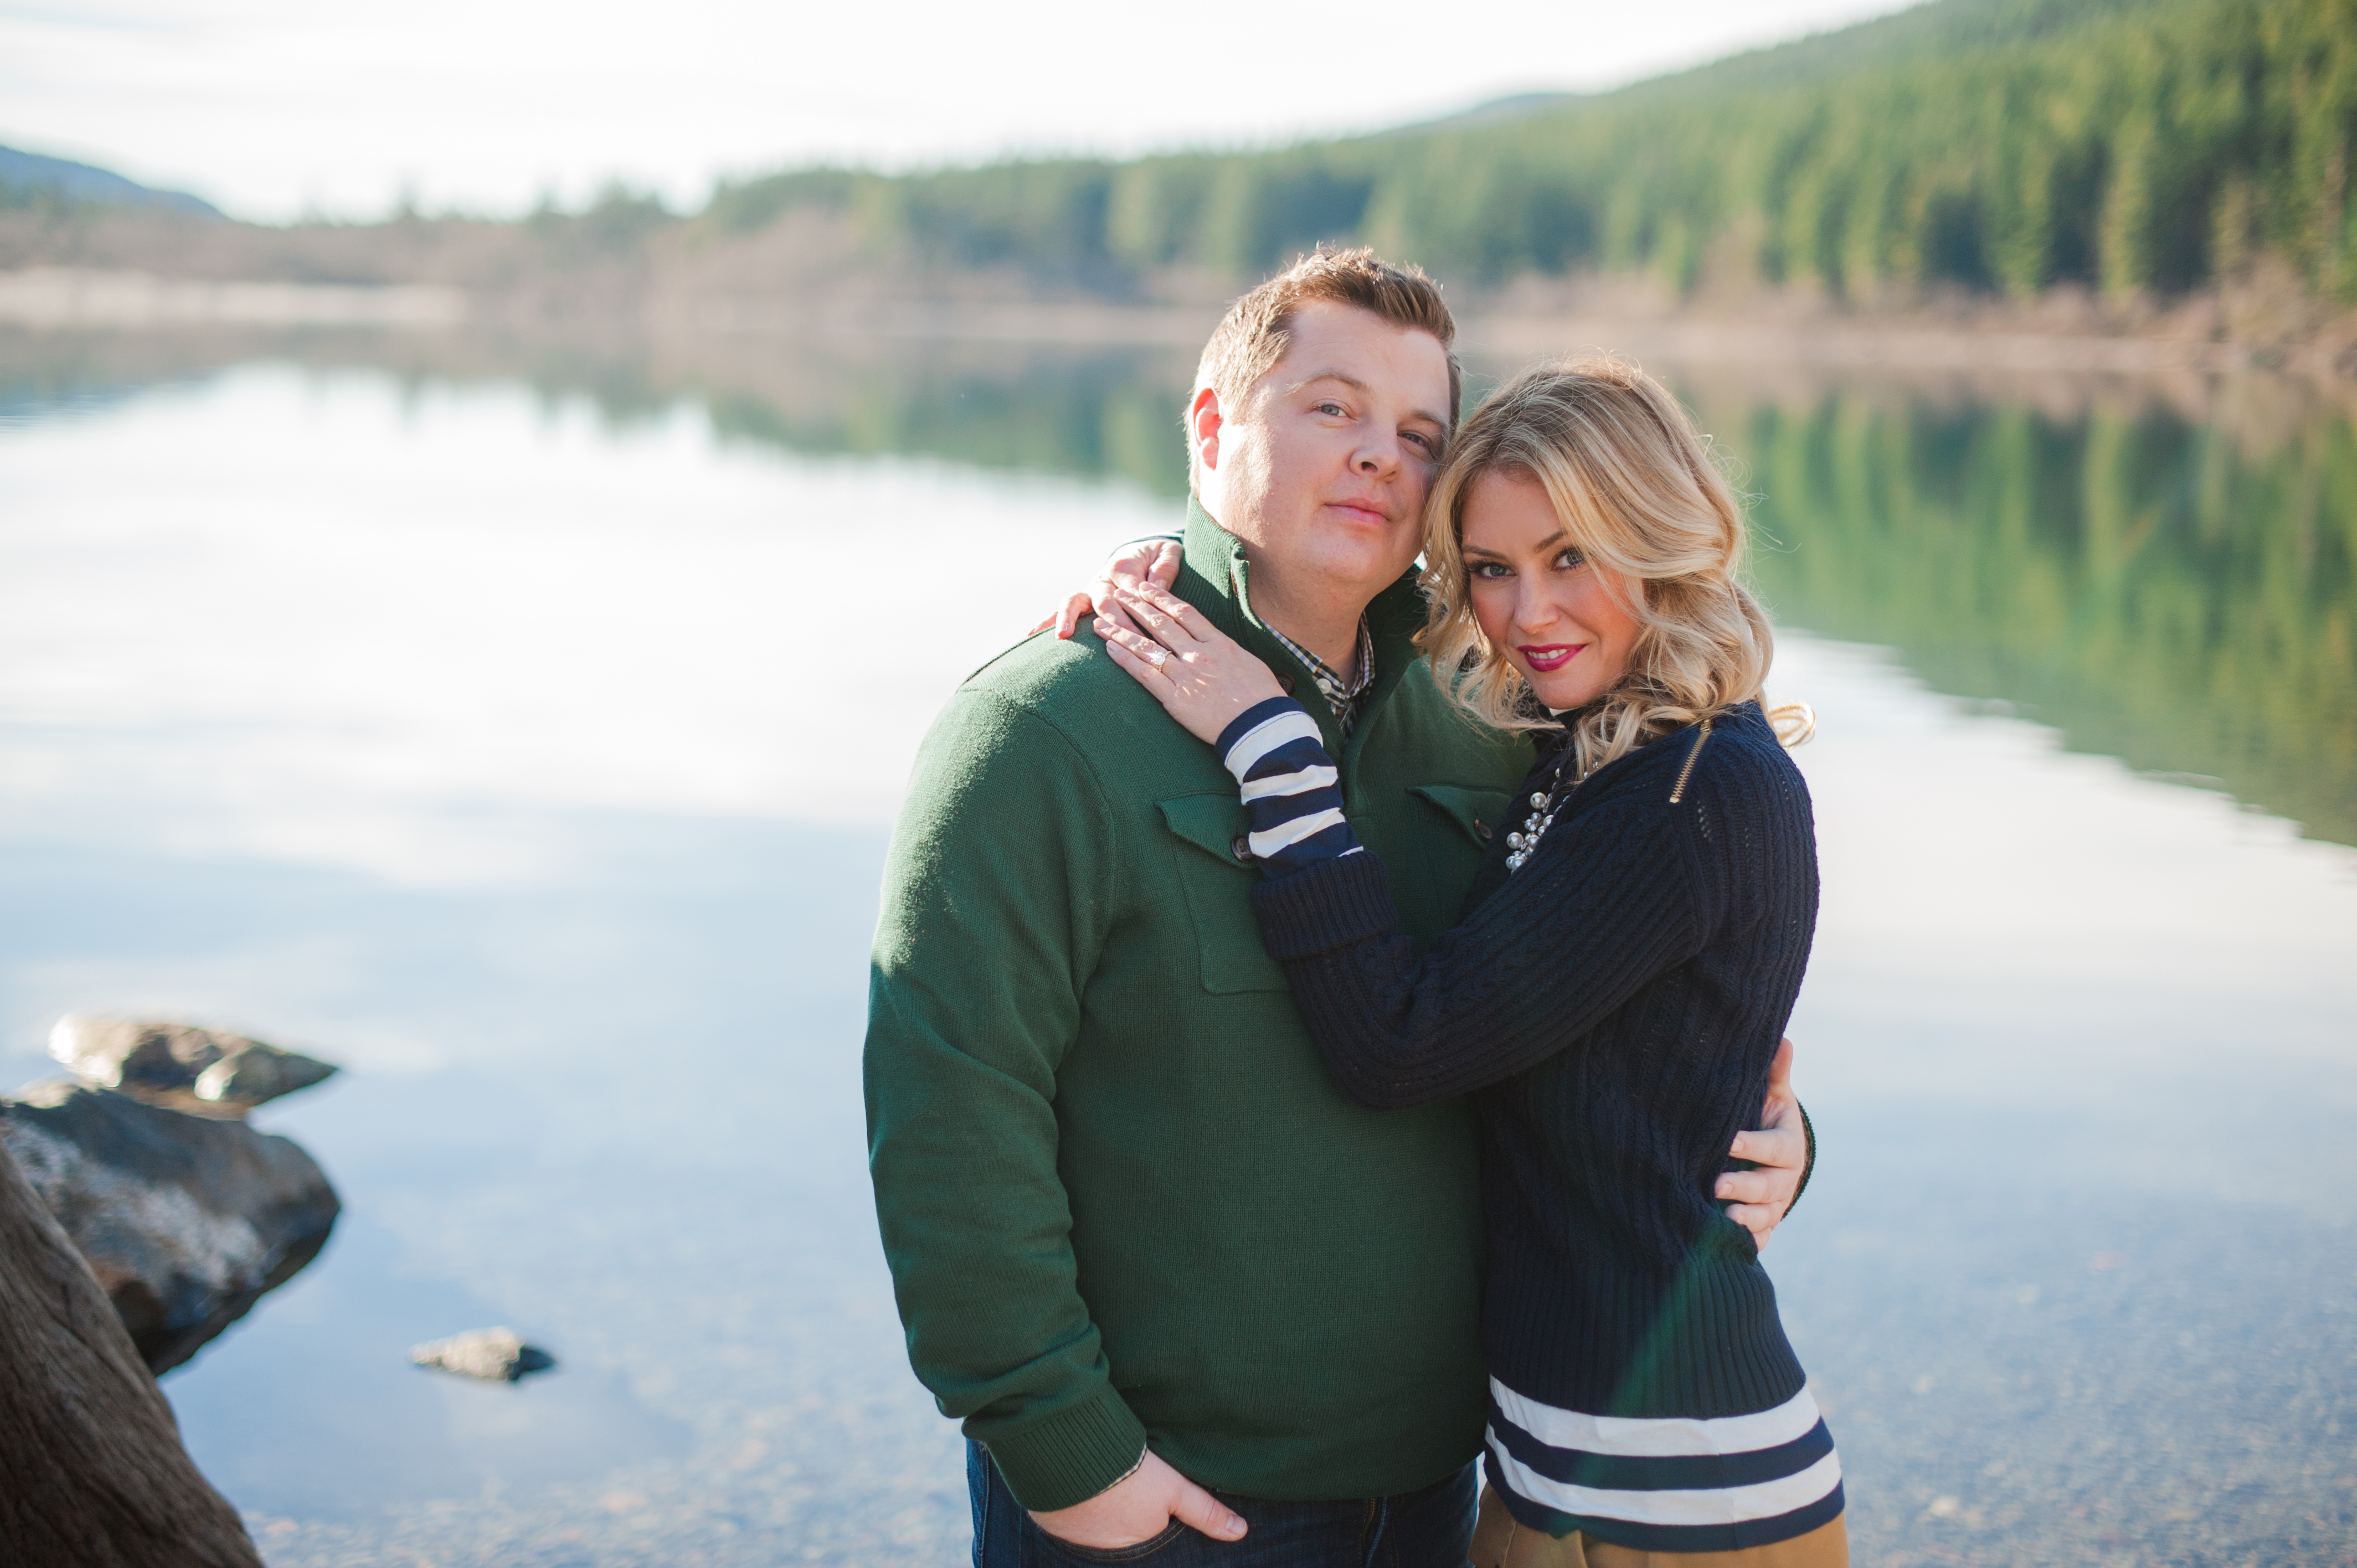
left=0, top=0, right=1919, bottom=223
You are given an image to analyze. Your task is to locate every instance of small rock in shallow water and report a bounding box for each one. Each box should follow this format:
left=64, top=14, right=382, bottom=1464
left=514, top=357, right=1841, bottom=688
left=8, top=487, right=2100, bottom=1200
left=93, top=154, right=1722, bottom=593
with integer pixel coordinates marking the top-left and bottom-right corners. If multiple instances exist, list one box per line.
left=191, top=1043, right=336, bottom=1108
left=49, top=1014, right=337, bottom=1118
left=412, top=1326, right=558, bottom=1383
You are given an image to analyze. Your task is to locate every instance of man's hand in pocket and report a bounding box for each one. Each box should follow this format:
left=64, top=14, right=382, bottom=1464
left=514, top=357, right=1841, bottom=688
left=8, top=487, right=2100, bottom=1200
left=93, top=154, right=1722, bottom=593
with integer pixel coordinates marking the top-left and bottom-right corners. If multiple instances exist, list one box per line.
left=1028, top=1449, right=1247, bottom=1550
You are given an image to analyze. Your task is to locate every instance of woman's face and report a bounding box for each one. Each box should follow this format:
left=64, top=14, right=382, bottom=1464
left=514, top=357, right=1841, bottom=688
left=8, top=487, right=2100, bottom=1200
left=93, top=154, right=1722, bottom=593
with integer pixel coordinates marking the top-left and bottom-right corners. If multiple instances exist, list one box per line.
left=1460, top=467, right=1642, bottom=713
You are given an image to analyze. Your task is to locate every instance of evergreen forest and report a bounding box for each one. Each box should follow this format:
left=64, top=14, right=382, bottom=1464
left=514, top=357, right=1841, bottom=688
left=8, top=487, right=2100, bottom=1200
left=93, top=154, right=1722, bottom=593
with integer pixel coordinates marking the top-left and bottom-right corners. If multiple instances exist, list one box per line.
left=704, top=0, right=2357, bottom=305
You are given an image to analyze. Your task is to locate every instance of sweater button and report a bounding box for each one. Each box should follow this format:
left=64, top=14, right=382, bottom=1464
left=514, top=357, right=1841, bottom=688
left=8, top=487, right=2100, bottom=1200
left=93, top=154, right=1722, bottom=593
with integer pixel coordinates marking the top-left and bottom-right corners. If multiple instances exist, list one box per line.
left=1474, top=819, right=1491, bottom=841
left=1231, top=835, right=1255, bottom=863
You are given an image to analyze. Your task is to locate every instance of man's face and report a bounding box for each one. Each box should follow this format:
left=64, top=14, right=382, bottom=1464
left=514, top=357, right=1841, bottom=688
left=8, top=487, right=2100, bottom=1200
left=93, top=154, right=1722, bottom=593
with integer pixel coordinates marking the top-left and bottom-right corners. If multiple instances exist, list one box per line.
left=1196, top=301, right=1453, bottom=600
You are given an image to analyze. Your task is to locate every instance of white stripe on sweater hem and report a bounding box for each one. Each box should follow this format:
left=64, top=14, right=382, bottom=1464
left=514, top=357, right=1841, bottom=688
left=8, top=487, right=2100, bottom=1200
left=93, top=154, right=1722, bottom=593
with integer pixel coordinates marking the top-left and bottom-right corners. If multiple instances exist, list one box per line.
left=1490, top=1379, right=1824, bottom=1457
left=1486, top=1431, right=1843, bottom=1528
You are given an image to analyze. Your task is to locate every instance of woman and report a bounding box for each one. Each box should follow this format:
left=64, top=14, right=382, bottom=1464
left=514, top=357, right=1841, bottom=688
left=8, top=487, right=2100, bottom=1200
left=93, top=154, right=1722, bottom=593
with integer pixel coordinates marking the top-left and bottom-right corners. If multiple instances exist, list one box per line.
left=1089, top=359, right=1844, bottom=1567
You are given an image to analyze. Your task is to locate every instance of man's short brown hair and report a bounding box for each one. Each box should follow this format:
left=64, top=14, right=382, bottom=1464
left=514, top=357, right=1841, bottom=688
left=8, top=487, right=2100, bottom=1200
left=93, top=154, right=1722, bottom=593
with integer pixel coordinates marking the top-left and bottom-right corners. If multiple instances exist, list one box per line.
left=1188, top=247, right=1460, bottom=484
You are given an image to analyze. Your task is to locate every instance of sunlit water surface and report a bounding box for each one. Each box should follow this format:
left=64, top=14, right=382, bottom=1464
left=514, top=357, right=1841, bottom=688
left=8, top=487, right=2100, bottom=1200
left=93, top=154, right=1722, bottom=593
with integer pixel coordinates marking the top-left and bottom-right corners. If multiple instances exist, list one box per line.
left=1, top=361, right=2351, bottom=1568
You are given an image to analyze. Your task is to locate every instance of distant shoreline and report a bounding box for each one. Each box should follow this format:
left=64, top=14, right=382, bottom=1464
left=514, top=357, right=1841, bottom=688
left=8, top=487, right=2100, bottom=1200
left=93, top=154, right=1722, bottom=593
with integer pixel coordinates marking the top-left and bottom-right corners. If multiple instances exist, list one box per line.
left=18, top=264, right=2357, bottom=379
left=0, top=266, right=2347, bottom=415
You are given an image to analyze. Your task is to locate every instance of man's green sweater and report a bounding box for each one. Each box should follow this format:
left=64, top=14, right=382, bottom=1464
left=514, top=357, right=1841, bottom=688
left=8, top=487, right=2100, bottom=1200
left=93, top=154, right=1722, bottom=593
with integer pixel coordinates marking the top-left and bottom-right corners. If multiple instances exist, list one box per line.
left=864, top=504, right=1532, bottom=1510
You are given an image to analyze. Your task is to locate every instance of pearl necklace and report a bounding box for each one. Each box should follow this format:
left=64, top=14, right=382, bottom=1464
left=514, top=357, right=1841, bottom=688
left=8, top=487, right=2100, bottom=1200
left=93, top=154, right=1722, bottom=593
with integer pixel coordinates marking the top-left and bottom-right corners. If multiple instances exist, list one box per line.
left=1503, top=748, right=1586, bottom=873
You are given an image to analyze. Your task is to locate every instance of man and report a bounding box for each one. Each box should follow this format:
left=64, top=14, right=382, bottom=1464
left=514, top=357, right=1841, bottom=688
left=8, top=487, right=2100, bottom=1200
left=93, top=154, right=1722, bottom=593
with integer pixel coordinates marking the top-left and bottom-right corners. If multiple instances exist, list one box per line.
left=865, top=249, right=1810, bottom=1567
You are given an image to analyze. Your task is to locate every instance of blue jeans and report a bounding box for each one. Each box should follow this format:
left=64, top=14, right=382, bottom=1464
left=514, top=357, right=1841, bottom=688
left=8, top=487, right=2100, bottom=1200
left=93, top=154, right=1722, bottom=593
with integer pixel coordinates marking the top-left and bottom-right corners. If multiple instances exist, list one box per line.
left=969, top=1441, right=1477, bottom=1568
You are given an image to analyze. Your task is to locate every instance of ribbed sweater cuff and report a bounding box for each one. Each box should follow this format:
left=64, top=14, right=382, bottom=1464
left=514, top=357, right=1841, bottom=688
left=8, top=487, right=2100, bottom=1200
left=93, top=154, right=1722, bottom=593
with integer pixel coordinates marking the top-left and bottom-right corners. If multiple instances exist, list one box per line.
left=1250, top=848, right=1400, bottom=961
left=975, top=1384, right=1150, bottom=1513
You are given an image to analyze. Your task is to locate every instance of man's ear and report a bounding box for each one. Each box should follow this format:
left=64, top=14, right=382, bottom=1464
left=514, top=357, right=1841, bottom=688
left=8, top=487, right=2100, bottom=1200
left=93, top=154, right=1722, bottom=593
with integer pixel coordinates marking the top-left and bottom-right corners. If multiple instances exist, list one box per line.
left=1189, top=387, right=1223, bottom=476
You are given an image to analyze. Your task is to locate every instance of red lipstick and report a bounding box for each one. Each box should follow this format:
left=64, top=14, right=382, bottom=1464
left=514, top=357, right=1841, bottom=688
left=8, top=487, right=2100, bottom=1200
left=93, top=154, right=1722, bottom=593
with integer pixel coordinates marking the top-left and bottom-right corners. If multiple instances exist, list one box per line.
left=1517, top=643, right=1581, bottom=672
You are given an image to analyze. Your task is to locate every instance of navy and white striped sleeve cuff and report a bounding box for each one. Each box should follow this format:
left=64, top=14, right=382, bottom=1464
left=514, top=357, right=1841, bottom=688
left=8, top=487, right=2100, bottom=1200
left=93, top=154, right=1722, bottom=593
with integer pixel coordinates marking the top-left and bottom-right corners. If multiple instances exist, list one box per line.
left=1214, top=697, right=1363, bottom=875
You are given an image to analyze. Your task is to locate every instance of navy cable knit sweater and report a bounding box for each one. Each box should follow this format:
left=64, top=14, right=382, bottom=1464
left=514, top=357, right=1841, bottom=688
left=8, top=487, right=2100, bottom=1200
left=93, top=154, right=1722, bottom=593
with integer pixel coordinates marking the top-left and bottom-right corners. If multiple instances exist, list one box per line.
left=1237, top=697, right=1832, bottom=1545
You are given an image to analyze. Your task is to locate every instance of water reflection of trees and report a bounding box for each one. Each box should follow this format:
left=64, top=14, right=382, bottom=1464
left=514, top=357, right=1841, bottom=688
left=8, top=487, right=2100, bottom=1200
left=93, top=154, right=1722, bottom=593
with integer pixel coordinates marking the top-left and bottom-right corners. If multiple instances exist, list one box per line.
left=1722, top=386, right=2357, bottom=847
left=4, top=327, right=2348, bottom=845
left=694, top=344, right=1193, bottom=498
left=0, top=325, right=1201, bottom=497
left=696, top=352, right=2357, bottom=847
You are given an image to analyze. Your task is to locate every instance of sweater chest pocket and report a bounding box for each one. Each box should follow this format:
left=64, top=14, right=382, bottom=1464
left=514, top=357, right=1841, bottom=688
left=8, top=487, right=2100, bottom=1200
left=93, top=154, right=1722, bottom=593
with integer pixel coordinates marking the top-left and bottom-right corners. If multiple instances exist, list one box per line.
left=1409, top=784, right=1512, bottom=847
left=1401, top=784, right=1514, bottom=935
left=1410, top=782, right=1511, bottom=865
left=1156, top=795, right=1290, bottom=995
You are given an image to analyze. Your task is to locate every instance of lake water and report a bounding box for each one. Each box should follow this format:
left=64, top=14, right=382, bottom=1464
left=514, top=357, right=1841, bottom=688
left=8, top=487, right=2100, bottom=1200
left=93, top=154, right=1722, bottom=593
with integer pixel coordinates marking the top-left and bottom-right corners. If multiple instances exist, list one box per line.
left=1, top=333, right=2352, bottom=1568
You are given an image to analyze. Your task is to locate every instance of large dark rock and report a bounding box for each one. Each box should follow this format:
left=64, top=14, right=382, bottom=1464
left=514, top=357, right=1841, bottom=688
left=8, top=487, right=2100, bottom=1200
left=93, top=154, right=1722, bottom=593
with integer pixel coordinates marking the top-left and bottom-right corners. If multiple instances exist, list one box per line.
left=0, top=1081, right=341, bottom=1374
left=49, top=1014, right=337, bottom=1118
left=0, top=1132, right=263, bottom=1566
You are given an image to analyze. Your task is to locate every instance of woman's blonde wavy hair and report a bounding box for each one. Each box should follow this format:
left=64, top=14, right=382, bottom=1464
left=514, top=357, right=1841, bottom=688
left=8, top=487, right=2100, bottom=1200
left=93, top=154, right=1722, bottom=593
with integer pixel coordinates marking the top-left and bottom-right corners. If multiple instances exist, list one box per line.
left=1419, top=357, right=1808, bottom=772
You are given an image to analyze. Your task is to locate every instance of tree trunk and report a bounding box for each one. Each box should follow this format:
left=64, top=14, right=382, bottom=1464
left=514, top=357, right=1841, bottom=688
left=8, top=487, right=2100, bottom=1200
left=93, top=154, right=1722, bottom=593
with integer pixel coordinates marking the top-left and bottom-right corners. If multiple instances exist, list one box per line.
left=0, top=1134, right=263, bottom=1566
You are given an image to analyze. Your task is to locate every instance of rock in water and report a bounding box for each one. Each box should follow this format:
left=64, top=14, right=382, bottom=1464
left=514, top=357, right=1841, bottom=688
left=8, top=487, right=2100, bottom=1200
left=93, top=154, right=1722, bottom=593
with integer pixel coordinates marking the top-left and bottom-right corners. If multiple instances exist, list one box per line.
left=0, top=1133, right=265, bottom=1565
left=0, top=1081, right=341, bottom=1374
left=49, top=1014, right=337, bottom=1119
left=411, top=1326, right=558, bottom=1383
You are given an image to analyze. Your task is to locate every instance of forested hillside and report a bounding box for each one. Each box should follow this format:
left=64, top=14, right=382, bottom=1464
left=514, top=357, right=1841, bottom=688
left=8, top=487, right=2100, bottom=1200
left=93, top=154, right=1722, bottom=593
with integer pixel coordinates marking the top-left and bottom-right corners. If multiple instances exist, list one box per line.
left=703, top=0, right=2357, bottom=304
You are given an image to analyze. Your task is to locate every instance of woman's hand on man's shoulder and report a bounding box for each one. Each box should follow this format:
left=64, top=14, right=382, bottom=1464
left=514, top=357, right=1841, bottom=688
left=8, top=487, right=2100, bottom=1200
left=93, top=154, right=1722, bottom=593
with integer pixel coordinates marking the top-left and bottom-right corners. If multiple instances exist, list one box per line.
left=1032, top=537, right=1185, bottom=641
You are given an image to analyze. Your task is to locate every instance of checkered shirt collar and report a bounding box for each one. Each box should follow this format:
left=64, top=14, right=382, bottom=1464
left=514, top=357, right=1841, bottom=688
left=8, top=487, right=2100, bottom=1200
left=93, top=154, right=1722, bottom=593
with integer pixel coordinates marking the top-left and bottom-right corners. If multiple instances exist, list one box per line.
left=1265, top=617, right=1377, bottom=737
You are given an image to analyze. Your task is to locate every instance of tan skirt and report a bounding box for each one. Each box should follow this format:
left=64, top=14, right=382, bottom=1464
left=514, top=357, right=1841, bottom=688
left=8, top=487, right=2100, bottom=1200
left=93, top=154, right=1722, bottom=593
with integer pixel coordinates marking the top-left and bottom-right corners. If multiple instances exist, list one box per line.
left=1469, top=1485, right=1849, bottom=1568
